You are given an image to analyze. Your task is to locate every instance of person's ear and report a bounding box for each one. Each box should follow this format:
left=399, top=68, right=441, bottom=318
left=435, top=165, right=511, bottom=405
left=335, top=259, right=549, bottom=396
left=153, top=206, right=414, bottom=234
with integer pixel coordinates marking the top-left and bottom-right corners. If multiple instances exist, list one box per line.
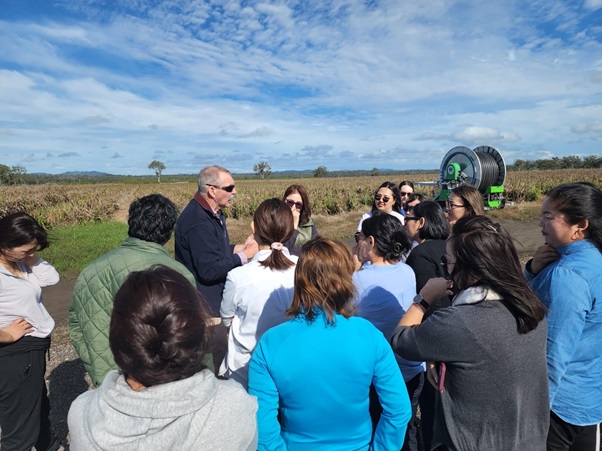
left=250, top=220, right=255, bottom=234
left=418, top=217, right=426, bottom=230
left=573, top=219, right=589, bottom=240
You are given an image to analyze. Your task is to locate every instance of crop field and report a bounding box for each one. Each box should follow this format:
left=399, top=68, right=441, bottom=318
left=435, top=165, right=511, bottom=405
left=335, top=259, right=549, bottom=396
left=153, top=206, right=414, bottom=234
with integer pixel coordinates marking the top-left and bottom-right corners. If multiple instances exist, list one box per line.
left=1, top=169, right=600, bottom=229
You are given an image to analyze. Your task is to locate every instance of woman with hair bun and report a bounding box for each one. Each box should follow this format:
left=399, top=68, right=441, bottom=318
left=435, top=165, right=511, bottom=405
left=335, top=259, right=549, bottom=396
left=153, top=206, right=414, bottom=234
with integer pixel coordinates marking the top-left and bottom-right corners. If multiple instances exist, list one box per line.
left=353, top=212, right=420, bottom=450
left=525, top=182, right=602, bottom=451
left=68, top=266, right=258, bottom=450
left=219, top=198, right=298, bottom=389
left=249, top=237, right=411, bottom=450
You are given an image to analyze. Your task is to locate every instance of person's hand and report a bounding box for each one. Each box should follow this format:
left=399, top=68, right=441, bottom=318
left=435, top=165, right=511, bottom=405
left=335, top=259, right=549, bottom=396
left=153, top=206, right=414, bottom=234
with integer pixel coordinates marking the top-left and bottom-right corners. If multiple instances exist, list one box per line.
left=421, top=277, right=454, bottom=303
left=529, top=244, right=560, bottom=275
left=292, top=209, right=300, bottom=229
left=242, top=233, right=259, bottom=260
left=0, top=318, right=33, bottom=343
left=25, top=254, right=40, bottom=268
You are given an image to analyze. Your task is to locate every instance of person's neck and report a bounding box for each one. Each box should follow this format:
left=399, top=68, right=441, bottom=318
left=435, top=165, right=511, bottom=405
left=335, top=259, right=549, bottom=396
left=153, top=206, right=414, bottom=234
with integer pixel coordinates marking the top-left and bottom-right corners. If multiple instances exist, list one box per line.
left=369, top=255, right=390, bottom=266
left=258, top=244, right=271, bottom=251
left=125, top=376, right=146, bottom=392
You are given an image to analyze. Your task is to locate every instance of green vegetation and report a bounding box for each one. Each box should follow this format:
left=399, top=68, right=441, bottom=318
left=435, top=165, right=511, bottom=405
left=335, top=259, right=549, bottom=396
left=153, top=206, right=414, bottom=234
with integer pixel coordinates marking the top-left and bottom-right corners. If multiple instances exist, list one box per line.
left=39, top=221, right=128, bottom=278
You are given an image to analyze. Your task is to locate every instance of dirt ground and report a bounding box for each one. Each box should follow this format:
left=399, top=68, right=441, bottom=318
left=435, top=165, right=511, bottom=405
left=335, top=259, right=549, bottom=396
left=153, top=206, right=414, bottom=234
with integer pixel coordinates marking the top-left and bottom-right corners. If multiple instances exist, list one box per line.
left=42, top=218, right=543, bottom=327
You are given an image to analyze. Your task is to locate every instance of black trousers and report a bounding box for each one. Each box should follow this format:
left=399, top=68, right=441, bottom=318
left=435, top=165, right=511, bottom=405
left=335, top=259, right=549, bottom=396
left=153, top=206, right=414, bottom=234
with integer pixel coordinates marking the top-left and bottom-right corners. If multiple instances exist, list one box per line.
left=0, top=348, right=58, bottom=451
left=370, top=372, right=424, bottom=451
left=547, top=410, right=600, bottom=451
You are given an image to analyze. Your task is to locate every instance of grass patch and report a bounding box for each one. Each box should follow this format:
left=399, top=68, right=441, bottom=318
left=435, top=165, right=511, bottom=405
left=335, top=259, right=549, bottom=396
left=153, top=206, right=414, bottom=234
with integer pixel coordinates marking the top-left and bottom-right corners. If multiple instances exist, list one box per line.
left=39, top=221, right=128, bottom=278
left=488, top=201, right=541, bottom=222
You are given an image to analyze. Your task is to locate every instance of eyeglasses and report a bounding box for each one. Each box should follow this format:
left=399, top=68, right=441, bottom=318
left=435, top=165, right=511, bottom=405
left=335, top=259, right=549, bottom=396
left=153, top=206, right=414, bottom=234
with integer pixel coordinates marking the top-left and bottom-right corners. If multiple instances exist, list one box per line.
left=445, top=199, right=465, bottom=209
left=354, top=232, right=366, bottom=243
left=405, top=216, right=419, bottom=221
left=374, top=195, right=391, bottom=203
left=285, top=199, right=303, bottom=210
left=400, top=192, right=412, bottom=197
left=206, top=184, right=236, bottom=193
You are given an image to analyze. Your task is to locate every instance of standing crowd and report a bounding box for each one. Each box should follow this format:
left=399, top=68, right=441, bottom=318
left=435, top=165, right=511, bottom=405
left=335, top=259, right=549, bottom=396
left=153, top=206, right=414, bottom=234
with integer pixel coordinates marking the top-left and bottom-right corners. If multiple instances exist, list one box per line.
left=0, top=164, right=601, bottom=451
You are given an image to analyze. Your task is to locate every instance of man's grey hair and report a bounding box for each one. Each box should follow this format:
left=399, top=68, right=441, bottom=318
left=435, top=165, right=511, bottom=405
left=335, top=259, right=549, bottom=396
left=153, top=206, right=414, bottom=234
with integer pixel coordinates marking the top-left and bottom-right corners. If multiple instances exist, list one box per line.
left=197, top=165, right=231, bottom=193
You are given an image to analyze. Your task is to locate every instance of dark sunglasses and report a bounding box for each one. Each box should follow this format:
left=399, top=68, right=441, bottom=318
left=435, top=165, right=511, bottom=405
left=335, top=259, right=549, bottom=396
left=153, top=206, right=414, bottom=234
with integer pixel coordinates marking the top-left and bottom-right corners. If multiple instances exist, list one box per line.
left=400, top=192, right=412, bottom=197
left=405, top=216, right=419, bottom=221
left=374, top=195, right=391, bottom=203
left=206, top=184, right=236, bottom=193
left=285, top=199, right=303, bottom=210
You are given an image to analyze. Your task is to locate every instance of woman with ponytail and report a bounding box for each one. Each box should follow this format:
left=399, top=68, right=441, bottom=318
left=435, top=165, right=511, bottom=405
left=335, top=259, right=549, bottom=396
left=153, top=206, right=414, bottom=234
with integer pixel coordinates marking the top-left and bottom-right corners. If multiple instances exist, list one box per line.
left=219, top=198, right=298, bottom=389
left=352, top=212, right=420, bottom=450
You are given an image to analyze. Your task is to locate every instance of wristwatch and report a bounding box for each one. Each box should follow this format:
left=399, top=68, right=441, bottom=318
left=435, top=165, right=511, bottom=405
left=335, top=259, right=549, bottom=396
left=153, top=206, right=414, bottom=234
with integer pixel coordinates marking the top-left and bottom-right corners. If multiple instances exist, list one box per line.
left=413, top=294, right=431, bottom=311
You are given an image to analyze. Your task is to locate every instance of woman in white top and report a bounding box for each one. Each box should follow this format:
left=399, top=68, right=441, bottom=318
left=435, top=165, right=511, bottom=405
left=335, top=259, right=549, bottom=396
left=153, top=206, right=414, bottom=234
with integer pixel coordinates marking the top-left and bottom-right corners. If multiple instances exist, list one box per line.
left=357, top=181, right=405, bottom=232
left=0, top=212, right=61, bottom=451
left=220, top=198, right=298, bottom=388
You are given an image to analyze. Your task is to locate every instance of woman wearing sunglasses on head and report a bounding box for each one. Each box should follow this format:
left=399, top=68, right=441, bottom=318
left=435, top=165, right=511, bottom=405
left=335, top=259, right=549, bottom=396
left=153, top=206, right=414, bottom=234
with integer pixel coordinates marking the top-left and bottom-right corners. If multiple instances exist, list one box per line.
left=357, top=181, right=405, bottom=232
left=525, top=182, right=602, bottom=451
left=392, top=216, right=549, bottom=451
left=445, top=185, right=485, bottom=226
left=282, top=184, right=319, bottom=256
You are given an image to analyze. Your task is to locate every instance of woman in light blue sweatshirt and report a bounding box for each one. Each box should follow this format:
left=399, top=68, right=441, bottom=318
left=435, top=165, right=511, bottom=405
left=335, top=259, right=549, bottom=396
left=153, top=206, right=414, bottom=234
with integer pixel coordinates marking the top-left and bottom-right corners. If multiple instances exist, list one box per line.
left=525, top=182, right=602, bottom=451
left=248, top=237, right=411, bottom=450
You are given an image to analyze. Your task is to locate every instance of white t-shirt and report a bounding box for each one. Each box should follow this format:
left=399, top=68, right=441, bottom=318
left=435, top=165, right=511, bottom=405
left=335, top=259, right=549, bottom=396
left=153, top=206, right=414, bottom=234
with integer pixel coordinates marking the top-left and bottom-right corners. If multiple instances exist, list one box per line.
left=0, top=259, right=58, bottom=338
left=219, top=249, right=298, bottom=389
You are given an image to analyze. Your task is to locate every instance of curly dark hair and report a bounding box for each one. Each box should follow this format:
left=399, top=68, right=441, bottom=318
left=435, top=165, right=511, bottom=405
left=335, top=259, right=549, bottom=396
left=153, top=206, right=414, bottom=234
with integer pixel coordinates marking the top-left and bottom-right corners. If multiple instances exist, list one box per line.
left=361, top=212, right=411, bottom=263
left=128, top=194, right=179, bottom=245
left=110, top=265, right=209, bottom=387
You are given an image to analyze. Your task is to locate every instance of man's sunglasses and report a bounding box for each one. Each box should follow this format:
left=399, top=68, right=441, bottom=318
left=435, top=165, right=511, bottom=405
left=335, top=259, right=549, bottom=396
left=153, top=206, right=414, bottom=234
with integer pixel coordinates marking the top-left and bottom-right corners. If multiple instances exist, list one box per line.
left=285, top=199, right=303, bottom=210
left=206, top=184, right=236, bottom=193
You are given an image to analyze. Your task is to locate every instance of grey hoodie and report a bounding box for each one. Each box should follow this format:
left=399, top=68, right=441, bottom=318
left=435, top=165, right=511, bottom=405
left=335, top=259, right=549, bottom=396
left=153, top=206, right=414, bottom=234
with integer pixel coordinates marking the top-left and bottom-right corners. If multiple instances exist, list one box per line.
left=68, top=369, right=257, bottom=450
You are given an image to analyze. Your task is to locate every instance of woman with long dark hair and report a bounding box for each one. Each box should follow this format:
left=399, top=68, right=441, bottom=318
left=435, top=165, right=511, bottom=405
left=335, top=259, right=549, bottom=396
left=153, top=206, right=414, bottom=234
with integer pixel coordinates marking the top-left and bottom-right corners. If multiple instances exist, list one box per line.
left=68, top=266, right=258, bottom=450
left=249, top=237, right=411, bottom=450
left=404, top=200, right=450, bottom=450
left=392, top=216, right=549, bottom=450
left=219, top=198, right=297, bottom=389
left=357, top=181, right=405, bottom=231
left=282, top=184, right=319, bottom=256
left=0, top=212, right=61, bottom=451
left=525, top=182, right=602, bottom=451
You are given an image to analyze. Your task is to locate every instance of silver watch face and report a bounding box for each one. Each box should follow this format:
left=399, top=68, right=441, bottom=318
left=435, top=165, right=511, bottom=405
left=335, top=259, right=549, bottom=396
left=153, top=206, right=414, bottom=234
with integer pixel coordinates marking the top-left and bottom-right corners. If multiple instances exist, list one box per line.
left=413, top=294, right=423, bottom=303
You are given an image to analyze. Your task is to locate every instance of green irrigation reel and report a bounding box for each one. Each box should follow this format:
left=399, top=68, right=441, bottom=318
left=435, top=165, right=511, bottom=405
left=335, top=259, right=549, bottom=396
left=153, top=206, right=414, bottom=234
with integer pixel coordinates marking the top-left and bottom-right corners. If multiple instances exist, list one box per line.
left=432, top=145, right=507, bottom=209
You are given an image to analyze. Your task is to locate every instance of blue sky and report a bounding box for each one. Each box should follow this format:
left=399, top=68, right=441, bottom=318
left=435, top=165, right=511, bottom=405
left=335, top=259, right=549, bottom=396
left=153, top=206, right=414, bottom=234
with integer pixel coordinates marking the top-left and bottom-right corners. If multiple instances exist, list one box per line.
left=1, top=0, right=601, bottom=175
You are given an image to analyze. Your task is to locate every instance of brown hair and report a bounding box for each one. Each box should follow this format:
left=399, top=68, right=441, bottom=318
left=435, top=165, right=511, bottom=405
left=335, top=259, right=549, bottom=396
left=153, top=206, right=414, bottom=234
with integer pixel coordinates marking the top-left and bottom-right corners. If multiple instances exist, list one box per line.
left=451, top=185, right=486, bottom=216
left=286, top=237, right=355, bottom=324
left=449, top=216, right=546, bottom=333
left=254, top=198, right=295, bottom=271
left=110, top=266, right=209, bottom=387
left=283, top=184, right=312, bottom=226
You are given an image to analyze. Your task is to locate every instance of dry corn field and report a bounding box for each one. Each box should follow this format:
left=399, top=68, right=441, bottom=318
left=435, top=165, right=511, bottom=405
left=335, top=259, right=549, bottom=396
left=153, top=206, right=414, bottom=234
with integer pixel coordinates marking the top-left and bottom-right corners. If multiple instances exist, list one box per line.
left=1, top=169, right=600, bottom=229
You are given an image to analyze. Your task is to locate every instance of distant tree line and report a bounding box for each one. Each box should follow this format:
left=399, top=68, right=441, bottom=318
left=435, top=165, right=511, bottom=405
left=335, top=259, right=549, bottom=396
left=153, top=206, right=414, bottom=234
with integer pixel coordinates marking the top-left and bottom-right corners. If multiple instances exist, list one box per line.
left=509, top=155, right=602, bottom=171
left=0, top=164, right=27, bottom=185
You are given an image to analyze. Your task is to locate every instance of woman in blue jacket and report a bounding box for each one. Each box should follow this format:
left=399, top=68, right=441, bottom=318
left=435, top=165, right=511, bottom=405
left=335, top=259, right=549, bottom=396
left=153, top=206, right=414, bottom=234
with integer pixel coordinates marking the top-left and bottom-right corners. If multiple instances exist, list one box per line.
left=248, top=237, right=411, bottom=450
left=525, top=182, right=602, bottom=451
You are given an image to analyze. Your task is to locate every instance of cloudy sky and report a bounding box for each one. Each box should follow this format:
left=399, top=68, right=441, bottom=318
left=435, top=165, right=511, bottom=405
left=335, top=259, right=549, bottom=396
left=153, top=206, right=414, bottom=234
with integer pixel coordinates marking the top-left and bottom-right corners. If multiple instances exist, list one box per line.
left=1, top=0, right=601, bottom=175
